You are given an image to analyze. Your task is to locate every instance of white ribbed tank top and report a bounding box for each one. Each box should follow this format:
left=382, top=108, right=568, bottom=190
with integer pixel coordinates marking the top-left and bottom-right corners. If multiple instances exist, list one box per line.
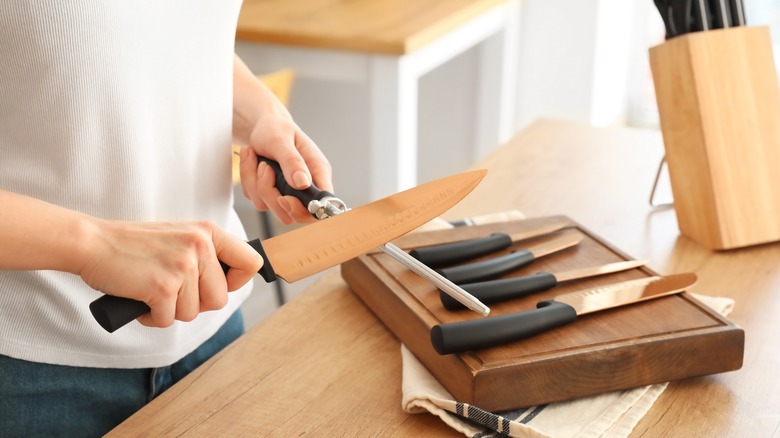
left=0, top=0, right=252, bottom=368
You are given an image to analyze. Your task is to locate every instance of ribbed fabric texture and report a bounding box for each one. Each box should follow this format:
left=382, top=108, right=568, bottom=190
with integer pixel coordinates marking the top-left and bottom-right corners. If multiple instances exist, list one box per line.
left=0, top=0, right=251, bottom=368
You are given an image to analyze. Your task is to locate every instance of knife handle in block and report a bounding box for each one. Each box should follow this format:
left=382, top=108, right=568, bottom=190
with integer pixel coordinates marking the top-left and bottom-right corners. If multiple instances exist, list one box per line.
left=430, top=300, right=577, bottom=355
left=409, top=233, right=513, bottom=267
left=437, top=250, right=535, bottom=284
left=89, top=238, right=276, bottom=333
left=258, top=156, right=334, bottom=213
left=440, top=272, right=558, bottom=310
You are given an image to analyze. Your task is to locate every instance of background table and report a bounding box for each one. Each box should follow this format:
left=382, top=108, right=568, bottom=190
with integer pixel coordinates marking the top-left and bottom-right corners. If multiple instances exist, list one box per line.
left=109, top=120, right=779, bottom=437
left=235, top=0, right=519, bottom=203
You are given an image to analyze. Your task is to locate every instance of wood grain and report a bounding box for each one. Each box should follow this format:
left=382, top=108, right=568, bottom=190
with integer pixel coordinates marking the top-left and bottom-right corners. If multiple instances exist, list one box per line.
left=649, top=26, right=780, bottom=249
left=343, top=217, right=743, bottom=411
left=236, top=0, right=506, bottom=54
left=109, top=120, right=780, bottom=436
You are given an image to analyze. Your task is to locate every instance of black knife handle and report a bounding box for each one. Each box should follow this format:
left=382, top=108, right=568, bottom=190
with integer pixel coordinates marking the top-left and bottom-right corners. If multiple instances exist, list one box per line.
left=409, top=233, right=513, bottom=267
left=440, top=272, right=558, bottom=310
left=89, top=238, right=276, bottom=333
left=258, top=156, right=334, bottom=216
left=437, top=249, right=535, bottom=284
left=430, top=300, right=577, bottom=355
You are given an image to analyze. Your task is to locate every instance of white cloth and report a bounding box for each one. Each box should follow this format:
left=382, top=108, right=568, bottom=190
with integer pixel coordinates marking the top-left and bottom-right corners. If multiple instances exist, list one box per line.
left=0, top=0, right=251, bottom=368
left=402, top=213, right=735, bottom=437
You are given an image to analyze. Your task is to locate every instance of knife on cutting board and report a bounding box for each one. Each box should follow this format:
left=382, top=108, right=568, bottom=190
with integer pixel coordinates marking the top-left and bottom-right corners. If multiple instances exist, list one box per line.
left=440, top=259, right=647, bottom=310
left=89, top=167, right=487, bottom=332
left=408, top=218, right=571, bottom=267
left=436, top=229, right=583, bottom=284
left=431, top=273, right=697, bottom=355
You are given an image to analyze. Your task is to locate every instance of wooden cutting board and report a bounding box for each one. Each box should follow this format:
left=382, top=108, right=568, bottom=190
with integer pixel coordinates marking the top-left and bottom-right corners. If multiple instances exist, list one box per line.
left=341, top=215, right=744, bottom=412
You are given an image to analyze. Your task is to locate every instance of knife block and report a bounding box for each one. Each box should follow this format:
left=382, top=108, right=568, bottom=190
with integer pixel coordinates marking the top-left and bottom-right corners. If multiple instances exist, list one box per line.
left=649, top=26, right=780, bottom=250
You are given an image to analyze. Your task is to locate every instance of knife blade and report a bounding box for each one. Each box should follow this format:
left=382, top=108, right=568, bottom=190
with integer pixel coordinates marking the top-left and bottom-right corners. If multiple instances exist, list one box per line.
left=89, top=168, right=487, bottom=332
left=439, top=259, right=646, bottom=310
left=408, top=218, right=571, bottom=268
left=431, top=273, right=697, bottom=355
left=436, top=229, right=583, bottom=284
left=255, top=157, right=490, bottom=316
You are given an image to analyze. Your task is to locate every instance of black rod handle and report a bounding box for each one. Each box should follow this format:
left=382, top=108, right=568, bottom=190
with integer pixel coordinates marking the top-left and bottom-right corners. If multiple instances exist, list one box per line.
left=257, top=156, right=334, bottom=211
left=89, top=238, right=275, bottom=333
left=409, top=233, right=513, bottom=267
left=440, top=272, right=558, bottom=310
left=437, top=249, right=535, bottom=284
left=430, top=300, right=577, bottom=355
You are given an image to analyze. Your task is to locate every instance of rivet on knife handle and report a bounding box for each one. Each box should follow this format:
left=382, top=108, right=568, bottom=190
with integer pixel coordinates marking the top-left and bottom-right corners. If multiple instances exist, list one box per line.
left=89, top=238, right=275, bottom=333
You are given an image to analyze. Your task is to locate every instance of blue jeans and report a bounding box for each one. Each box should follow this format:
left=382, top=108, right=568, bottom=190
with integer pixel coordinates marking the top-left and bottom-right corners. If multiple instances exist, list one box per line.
left=0, top=310, right=244, bottom=438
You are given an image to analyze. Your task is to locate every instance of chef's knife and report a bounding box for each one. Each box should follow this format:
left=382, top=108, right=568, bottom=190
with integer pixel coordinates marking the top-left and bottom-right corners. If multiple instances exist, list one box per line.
left=437, top=230, right=583, bottom=284
left=89, top=168, right=487, bottom=332
left=440, top=259, right=646, bottom=310
left=256, top=157, right=489, bottom=316
left=431, top=273, right=697, bottom=355
left=408, top=218, right=570, bottom=268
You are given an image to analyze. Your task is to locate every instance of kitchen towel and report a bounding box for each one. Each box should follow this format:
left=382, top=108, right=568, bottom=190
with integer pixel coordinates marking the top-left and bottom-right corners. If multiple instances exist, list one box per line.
left=402, top=212, right=735, bottom=438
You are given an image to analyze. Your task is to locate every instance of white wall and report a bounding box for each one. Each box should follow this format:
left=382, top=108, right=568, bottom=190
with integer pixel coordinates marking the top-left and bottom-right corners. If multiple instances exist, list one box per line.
left=237, top=0, right=652, bottom=207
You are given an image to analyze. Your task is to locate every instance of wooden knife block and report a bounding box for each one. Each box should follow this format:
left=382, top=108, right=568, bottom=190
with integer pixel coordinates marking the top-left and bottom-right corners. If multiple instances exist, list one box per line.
left=649, top=26, right=780, bottom=250
left=342, top=216, right=744, bottom=411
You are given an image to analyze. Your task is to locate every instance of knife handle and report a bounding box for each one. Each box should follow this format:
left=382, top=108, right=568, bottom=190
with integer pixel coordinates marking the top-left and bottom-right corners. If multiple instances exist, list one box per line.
left=437, top=249, right=535, bottom=284
left=409, top=233, right=513, bottom=267
left=258, top=156, right=334, bottom=216
left=440, top=272, right=558, bottom=310
left=89, top=238, right=276, bottom=333
left=430, top=300, right=577, bottom=355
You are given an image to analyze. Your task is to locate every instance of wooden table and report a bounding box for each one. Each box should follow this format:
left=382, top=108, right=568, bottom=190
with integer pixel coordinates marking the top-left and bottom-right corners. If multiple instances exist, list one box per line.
left=109, top=120, right=780, bottom=436
left=235, top=0, right=519, bottom=201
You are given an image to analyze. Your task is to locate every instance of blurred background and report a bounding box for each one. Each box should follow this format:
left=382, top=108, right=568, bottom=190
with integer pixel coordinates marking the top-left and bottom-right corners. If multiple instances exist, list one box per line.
left=238, top=0, right=780, bottom=327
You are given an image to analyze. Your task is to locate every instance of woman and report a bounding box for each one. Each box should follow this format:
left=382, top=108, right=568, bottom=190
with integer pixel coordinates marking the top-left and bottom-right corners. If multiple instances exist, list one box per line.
left=0, top=1, right=332, bottom=435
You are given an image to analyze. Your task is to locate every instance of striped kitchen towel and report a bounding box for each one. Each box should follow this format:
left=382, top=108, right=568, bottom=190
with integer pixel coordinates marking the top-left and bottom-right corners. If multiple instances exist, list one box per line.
left=402, top=212, right=735, bottom=438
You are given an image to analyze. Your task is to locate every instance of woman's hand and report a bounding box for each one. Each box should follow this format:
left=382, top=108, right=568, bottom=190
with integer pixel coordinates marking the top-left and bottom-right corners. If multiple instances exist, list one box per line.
left=232, top=55, right=333, bottom=225
left=79, top=220, right=263, bottom=328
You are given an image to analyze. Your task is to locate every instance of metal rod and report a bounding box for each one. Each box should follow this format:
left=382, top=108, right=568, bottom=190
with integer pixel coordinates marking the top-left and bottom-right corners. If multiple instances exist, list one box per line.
left=380, top=242, right=490, bottom=316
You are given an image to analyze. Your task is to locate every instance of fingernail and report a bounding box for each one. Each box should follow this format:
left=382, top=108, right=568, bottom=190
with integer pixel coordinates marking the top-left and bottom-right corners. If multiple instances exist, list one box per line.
left=293, top=171, right=311, bottom=189
left=258, top=162, right=267, bottom=179
left=278, top=197, right=292, bottom=213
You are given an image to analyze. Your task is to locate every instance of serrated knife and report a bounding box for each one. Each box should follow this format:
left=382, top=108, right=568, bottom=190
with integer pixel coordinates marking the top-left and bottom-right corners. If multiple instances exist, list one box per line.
left=440, top=259, right=646, bottom=310
left=89, top=168, right=487, bottom=333
left=431, top=273, right=697, bottom=355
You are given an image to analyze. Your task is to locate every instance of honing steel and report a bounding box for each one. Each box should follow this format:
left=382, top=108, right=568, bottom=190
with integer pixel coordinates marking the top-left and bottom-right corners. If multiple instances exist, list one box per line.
left=409, top=218, right=570, bottom=267
left=440, top=259, right=646, bottom=310
left=89, top=166, right=488, bottom=332
left=431, top=273, right=697, bottom=355
left=437, top=229, right=583, bottom=284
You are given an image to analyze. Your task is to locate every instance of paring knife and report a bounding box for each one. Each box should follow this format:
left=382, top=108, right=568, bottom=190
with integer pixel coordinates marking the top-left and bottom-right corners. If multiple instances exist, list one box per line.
left=408, top=218, right=570, bottom=267
left=440, top=259, right=646, bottom=310
left=437, top=230, right=583, bottom=284
left=431, top=273, right=698, bottom=355
left=89, top=167, right=487, bottom=332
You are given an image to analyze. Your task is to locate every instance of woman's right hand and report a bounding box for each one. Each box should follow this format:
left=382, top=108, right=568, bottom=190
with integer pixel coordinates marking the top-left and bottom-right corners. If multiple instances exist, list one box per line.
left=78, top=219, right=263, bottom=328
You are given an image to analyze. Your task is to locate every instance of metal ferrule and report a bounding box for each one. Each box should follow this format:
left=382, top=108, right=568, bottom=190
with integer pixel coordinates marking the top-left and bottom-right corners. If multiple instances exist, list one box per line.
left=307, top=196, right=349, bottom=220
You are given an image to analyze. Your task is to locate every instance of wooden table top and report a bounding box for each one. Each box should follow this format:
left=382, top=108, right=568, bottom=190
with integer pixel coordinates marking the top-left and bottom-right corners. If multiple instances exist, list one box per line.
left=109, top=120, right=779, bottom=437
left=236, top=0, right=506, bottom=54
